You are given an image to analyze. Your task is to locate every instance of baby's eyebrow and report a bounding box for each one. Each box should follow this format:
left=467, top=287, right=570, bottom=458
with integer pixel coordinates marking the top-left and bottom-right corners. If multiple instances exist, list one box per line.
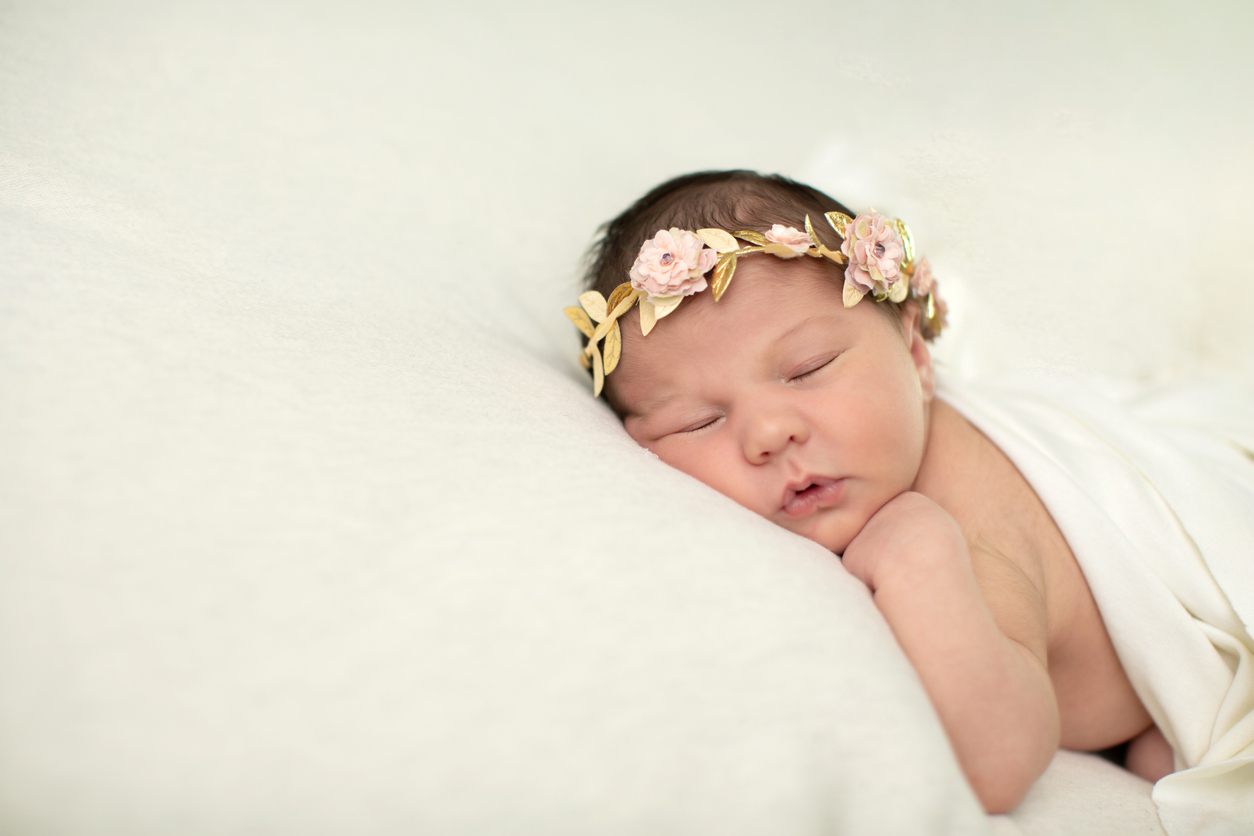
left=774, top=315, right=834, bottom=344
left=625, top=390, right=685, bottom=421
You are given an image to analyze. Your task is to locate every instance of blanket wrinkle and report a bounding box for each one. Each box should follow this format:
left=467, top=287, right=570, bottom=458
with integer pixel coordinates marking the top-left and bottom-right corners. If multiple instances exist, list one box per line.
left=940, top=374, right=1254, bottom=836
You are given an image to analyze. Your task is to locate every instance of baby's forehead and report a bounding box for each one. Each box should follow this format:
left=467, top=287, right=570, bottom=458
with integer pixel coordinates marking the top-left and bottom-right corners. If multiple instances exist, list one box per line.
left=609, top=260, right=851, bottom=405
left=629, top=257, right=844, bottom=340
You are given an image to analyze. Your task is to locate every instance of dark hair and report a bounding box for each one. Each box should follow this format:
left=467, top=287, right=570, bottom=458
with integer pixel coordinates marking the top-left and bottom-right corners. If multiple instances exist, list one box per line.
left=583, top=170, right=857, bottom=299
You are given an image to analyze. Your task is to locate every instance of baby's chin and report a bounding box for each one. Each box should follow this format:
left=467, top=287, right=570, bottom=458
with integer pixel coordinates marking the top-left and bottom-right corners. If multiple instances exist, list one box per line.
left=783, top=513, right=859, bottom=557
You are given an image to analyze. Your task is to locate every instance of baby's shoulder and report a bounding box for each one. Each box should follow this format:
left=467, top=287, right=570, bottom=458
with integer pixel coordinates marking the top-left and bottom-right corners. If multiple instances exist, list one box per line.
left=919, top=398, right=1075, bottom=638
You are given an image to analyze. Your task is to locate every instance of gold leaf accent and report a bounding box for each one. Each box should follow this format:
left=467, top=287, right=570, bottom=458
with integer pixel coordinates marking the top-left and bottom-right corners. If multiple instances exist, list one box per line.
left=894, top=218, right=915, bottom=270
left=843, top=280, right=866, bottom=308
left=590, top=316, right=614, bottom=345
left=652, top=294, right=683, bottom=322
left=579, top=290, right=608, bottom=323
left=564, top=306, right=594, bottom=338
left=889, top=274, right=909, bottom=303
left=818, top=245, right=846, bottom=264
left=762, top=242, right=802, bottom=258
left=602, top=320, right=622, bottom=375
left=696, top=228, right=739, bottom=253
left=825, top=212, right=853, bottom=238
left=732, top=229, right=768, bottom=246
left=578, top=351, right=591, bottom=369
left=712, top=253, right=738, bottom=301
left=592, top=347, right=604, bottom=397
left=606, top=282, right=635, bottom=317
left=804, top=214, right=824, bottom=250
left=607, top=286, right=639, bottom=322
left=639, top=297, right=658, bottom=336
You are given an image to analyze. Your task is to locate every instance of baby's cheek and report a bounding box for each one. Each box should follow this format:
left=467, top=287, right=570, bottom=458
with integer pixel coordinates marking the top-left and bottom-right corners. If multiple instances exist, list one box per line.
left=669, top=442, right=758, bottom=507
left=662, top=443, right=718, bottom=484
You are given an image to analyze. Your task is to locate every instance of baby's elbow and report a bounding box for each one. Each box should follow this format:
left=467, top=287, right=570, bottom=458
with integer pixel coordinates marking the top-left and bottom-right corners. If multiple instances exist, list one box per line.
left=967, top=719, right=1058, bottom=814
left=971, top=769, right=1034, bottom=815
left=969, top=747, right=1056, bottom=814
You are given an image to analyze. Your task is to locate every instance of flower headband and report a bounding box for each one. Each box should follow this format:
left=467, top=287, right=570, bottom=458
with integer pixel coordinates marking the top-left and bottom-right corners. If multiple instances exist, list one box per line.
left=566, top=210, right=948, bottom=396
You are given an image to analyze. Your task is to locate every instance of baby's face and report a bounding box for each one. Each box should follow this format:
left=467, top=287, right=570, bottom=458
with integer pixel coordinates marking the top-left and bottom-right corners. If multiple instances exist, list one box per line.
left=611, top=256, right=935, bottom=554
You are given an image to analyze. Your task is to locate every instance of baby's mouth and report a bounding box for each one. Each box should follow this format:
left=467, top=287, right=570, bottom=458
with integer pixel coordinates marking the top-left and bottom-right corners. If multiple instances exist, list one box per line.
left=781, top=477, right=845, bottom=518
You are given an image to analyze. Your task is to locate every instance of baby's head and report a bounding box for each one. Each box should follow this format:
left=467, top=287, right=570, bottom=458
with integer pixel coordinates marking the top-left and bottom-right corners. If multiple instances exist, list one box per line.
left=569, top=171, right=948, bottom=553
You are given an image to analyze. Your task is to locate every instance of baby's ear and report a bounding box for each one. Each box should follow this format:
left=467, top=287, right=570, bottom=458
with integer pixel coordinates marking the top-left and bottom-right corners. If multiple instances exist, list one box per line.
left=899, top=301, right=935, bottom=402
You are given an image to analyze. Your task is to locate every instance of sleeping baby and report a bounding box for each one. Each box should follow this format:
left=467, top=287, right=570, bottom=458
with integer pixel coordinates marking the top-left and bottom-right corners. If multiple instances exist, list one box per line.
left=564, top=171, right=1254, bottom=825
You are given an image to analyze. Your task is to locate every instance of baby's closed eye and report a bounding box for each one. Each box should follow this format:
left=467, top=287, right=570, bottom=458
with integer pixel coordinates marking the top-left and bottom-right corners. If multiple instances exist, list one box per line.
left=677, top=415, right=724, bottom=434
left=787, top=352, right=839, bottom=382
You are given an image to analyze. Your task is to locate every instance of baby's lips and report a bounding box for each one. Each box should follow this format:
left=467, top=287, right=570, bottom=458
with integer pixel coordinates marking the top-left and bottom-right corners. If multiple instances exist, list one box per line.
left=781, top=476, right=845, bottom=517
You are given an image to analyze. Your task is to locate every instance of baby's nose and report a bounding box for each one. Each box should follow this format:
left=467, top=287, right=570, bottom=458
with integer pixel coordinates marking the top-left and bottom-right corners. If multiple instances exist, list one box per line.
left=742, top=408, right=809, bottom=463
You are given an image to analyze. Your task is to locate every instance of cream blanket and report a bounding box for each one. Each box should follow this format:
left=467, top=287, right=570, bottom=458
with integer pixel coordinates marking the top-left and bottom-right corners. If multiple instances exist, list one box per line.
left=941, top=375, right=1254, bottom=835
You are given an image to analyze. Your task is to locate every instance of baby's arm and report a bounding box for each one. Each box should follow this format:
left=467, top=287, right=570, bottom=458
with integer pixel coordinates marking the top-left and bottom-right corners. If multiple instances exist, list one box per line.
left=841, top=492, right=1059, bottom=814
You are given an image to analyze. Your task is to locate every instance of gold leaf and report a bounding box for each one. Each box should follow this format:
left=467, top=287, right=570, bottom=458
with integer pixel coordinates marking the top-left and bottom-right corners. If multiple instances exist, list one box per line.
left=602, top=320, right=622, bottom=375
left=564, top=306, right=594, bottom=338
left=894, top=218, right=915, bottom=270
left=605, top=282, right=635, bottom=318
left=607, top=286, right=639, bottom=322
left=818, top=245, right=846, bottom=264
left=578, top=350, right=591, bottom=369
left=889, top=274, right=909, bottom=303
left=590, top=316, right=614, bottom=345
left=825, top=211, right=853, bottom=238
left=639, top=297, right=658, bottom=336
left=579, top=290, right=608, bottom=323
left=592, top=347, right=605, bottom=397
left=804, top=214, right=824, bottom=250
left=696, top=228, right=739, bottom=253
left=843, top=280, right=866, bottom=308
left=652, top=294, right=683, bottom=322
left=711, top=253, right=737, bottom=301
left=732, top=229, right=768, bottom=246
left=762, top=242, right=802, bottom=258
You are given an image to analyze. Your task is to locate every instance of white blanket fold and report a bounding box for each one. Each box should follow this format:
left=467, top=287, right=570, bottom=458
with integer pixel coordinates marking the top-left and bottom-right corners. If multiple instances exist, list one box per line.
left=941, top=375, right=1254, bottom=836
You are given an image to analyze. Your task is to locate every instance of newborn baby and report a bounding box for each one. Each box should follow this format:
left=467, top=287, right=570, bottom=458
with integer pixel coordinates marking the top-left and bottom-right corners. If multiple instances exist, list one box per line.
left=565, top=170, right=1176, bottom=814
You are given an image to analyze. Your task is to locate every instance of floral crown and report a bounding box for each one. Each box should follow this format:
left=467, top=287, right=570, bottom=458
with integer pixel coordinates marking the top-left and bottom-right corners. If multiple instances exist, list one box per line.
left=566, top=210, right=947, bottom=396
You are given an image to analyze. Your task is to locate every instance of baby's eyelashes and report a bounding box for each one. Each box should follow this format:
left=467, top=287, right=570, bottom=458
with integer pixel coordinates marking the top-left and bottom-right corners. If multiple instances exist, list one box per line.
left=787, top=352, right=839, bottom=383
left=677, top=415, right=724, bottom=435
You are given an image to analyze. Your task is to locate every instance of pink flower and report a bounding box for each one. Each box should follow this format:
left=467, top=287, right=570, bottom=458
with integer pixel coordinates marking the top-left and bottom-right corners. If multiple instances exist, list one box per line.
left=764, top=224, right=811, bottom=256
left=840, top=212, right=904, bottom=294
left=910, top=257, right=936, bottom=298
left=629, top=228, right=717, bottom=300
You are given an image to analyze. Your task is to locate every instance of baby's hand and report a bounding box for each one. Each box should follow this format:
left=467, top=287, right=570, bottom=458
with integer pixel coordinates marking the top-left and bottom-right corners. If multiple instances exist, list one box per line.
left=840, top=491, right=967, bottom=594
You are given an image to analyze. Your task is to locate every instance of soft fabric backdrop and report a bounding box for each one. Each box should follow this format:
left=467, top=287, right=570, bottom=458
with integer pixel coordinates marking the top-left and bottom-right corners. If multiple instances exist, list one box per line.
left=1, top=1, right=1249, bottom=834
